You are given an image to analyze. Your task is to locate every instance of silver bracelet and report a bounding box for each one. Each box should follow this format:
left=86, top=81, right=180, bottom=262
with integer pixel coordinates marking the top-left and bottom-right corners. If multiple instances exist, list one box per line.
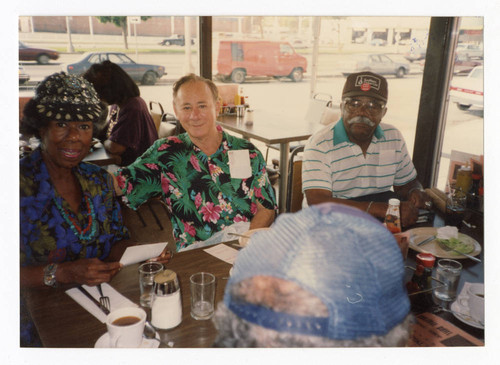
left=366, top=201, right=374, bottom=213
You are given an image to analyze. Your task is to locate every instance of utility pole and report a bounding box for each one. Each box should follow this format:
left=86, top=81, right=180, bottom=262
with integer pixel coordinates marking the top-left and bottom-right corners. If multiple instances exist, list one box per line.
left=66, top=16, right=75, bottom=53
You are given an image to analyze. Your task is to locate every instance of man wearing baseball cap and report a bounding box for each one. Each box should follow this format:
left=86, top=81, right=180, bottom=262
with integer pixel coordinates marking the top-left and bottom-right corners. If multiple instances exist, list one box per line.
left=302, top=71, right=430, bottom=227
left=213, top=203, right=413, bottom=347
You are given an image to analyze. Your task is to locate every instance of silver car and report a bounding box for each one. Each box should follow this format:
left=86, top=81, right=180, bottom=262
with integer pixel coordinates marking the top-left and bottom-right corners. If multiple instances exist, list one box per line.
left=62, top=52, right=166, bottom=85
left=342, top=54, right=410, bottom=78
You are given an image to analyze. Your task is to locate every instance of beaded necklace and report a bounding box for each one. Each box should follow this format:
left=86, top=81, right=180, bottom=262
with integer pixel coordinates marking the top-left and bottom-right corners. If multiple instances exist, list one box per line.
left=53, top=194, right=98, bottom=242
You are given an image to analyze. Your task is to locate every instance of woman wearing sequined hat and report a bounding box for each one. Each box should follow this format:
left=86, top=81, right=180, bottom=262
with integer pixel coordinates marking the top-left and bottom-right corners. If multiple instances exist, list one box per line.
left=19, top=71, right=134, bottom=289
left=19, top=72, right=174, bottom=285
left=19, top=73, right=171, bottom=346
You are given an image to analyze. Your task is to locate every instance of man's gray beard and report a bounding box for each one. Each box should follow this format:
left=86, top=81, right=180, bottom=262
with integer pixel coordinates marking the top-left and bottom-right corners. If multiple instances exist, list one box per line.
left=346, top=115, right=375, bottom=127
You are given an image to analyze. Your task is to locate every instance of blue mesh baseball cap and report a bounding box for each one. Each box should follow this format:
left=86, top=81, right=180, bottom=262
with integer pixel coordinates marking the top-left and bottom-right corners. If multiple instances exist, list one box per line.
left=224, top=203, right=410, bottom=340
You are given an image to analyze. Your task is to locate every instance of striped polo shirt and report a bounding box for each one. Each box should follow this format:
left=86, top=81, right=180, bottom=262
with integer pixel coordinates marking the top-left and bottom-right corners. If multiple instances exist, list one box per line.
left=302, top=119, right=417, bottom=199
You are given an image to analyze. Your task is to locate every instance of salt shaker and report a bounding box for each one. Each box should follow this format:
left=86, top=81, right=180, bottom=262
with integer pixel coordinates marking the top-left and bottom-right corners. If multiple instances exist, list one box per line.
left=245, top=109, right=254, bottom=125
left=151, top=269, right=182, bottom=330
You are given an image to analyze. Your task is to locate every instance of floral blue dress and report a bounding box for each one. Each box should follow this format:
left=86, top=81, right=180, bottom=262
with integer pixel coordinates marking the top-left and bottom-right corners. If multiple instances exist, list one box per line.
left=117, top=126, right=277, bottom=251
left=20, top=149, right=129, bottom=266
left=20, top=148, right=129, bottom=266
left=20, top=148, right=129, bottom=346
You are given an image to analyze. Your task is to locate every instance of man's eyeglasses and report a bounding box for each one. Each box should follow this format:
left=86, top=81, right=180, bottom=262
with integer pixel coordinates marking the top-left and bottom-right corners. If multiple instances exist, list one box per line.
left=343, top=98, right=386, bottom=113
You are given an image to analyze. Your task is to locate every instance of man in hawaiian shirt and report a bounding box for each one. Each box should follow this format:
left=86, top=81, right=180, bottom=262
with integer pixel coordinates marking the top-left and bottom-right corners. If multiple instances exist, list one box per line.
left=116, top=74, right=277, bottom=250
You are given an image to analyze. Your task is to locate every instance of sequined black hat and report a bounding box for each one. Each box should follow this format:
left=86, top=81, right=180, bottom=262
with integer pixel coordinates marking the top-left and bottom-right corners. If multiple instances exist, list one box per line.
left=32, top=72, right=102, bottom=122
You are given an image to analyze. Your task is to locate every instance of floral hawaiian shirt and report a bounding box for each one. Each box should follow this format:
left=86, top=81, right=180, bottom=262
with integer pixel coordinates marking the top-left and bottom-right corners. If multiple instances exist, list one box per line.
left=117, top=126, right=277, bottom=250
left=20, top=148, right=129, bottom=266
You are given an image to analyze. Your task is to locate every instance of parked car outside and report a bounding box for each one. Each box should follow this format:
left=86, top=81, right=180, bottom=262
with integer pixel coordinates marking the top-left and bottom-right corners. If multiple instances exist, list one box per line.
left=453, top=54, right=483, bottom=75
left=456, top=43, right=483, bottom=60
left=19, top=41, right=60, bottom=65
left=404, top=46, right=427, bottom=62
left=19, top=65, right=30, bottom=85
left=62, top=52, right=165, bottom=85
left=370, top=38, right=387, bottom=46
left=341, top=54, right=410, bottom=78
left=158, top=34, right=194, bottom=46
left=216, top=40, right=307, bottom=83
left=418, top=54, right=483, bottom=75
left=449, top=66, right=483, bottom=111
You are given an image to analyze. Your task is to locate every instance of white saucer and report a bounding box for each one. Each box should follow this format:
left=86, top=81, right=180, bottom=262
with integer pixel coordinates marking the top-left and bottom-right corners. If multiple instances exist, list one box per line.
left=450, top=299, right=484, bottom=330
left=95, top=332, right=160, bottom=348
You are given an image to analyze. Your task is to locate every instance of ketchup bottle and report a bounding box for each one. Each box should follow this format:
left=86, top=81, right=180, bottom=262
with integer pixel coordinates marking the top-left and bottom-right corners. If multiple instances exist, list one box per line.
left=384, top=198, right=401, bottom=233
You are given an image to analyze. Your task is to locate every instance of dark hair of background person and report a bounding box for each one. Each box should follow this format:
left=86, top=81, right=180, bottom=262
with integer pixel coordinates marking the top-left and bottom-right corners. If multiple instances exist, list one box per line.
left=83, top=60, right=140, bottom=106
left=172, top=73, right=219, bottom=102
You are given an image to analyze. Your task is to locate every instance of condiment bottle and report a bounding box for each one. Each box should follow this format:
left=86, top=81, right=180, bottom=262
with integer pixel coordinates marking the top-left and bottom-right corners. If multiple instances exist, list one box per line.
left=151, top=269, right=182, bottom=330
left=384, top=198, right=401, bottom=233
left=234, top=89, right=241, bottom=106
left=467, top=173, right=482, bottom=210
left=456, top=164, right=472, bottom=193
left=239, top=87, right=245, bottom=105
left=407, top=253, right=435, bottom=309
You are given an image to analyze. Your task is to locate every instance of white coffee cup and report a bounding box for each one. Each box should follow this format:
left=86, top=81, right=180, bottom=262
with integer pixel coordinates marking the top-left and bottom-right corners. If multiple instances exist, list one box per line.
left=106, top=307, right=146, bottom=348
left=460, top=283, right=484, bottom=324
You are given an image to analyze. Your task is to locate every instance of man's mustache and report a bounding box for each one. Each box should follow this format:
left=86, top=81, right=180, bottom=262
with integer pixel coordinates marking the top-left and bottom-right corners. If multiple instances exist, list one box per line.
left=346, top=116, right=375, bottom=127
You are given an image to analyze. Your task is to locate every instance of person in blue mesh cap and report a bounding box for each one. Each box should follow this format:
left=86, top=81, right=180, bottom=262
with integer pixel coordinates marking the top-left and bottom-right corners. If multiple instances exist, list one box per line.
left=213, top=202, right=413, bottom=347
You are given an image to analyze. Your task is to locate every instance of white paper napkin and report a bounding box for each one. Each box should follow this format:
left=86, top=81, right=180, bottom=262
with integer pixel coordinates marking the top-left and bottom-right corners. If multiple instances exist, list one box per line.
left=437, top=226, right=459, bottom=240
left=204, top=244, right=239, bottom=265
left=66, top=283, right=138, bottom=323
left=119, top=242, right=168, bottom=266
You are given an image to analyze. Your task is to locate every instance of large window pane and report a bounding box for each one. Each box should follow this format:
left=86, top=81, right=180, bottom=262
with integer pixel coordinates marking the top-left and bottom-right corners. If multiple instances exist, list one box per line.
left=436, top=17, right=483, bottom=192
left=19, top=16, right=200, bottom=116
left=211, top=16, right=431, bottom=159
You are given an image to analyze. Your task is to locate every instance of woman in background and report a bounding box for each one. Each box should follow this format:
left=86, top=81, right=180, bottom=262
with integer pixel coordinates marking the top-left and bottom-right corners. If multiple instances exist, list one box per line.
left=84, top=60, right=158, bottom=166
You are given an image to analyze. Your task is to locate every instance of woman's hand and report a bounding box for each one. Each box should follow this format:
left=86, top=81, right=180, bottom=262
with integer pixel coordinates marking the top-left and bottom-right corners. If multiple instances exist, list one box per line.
left=147, top=248, right=174, bottom=265
left=57, top=258, right=122, bottom=286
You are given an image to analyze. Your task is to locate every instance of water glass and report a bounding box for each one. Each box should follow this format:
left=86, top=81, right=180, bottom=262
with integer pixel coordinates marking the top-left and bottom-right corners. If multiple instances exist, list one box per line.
left=190, top=272, right=216, bottom=320
left=445, top=193, right=466, bottom=228
left=433, top=259, right=462, bottom=301
left=138, top=262, right=164, bottom=307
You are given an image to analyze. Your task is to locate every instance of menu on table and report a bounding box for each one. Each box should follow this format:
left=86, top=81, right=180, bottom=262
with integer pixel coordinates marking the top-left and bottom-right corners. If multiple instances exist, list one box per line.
left=408, top=312, right=484, bottom=347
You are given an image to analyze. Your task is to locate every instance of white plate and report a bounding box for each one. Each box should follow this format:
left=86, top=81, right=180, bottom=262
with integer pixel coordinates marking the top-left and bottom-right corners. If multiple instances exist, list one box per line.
left=450, top=299, right=484, bottom=330
left=408, top=227, right=481, bottom=259
left=238, top=228, right=271, bottom=247
left=94, top=332, right=160, bottom=348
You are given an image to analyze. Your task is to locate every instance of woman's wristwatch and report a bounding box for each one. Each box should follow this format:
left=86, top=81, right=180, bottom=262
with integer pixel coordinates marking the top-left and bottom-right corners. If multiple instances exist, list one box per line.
left=43, top=263, right=58, bottom=287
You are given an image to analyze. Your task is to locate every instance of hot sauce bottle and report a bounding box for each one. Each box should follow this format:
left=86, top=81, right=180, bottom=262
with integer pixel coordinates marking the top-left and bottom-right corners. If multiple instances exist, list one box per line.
left=384, top=198, right=401, bottom=233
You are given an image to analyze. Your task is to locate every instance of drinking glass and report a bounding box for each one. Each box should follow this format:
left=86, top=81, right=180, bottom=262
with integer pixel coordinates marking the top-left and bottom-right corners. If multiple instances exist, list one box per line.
left=445, top=193, right=466, bottom=228
left=433, top=259, right=462, bottom=301
left=190, top=272, right=216, bottom=320
left=138, top=262, right=164, bottom=307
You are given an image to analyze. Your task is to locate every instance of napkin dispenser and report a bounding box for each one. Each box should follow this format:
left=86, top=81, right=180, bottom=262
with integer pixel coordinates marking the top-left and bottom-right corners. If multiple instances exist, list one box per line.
left=151, top=270, right=182, bottom=330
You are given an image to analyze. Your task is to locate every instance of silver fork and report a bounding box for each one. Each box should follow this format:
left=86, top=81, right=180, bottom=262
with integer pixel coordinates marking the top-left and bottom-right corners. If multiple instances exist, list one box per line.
left=97, top=284, right=111, bottom=311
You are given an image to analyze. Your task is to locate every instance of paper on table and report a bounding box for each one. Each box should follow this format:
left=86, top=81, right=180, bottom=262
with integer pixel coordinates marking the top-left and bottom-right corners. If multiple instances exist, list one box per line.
left=66, top=283, right=137, bottom=323
left=204, top=244, right=239, bottom=265
left=119, top=242, right=168, bottom=266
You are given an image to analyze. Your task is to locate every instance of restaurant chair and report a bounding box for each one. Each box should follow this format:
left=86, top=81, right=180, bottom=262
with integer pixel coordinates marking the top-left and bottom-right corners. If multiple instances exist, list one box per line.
left=149, top=101, right=180, bottom=138
left=121, top=197, right=175, bottom=244
left=286, top=145, right=305, bottom=213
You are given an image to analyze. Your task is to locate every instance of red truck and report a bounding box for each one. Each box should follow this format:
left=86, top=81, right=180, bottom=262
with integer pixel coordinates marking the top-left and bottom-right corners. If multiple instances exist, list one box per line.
left=216, top=40, right=307, bottom=83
